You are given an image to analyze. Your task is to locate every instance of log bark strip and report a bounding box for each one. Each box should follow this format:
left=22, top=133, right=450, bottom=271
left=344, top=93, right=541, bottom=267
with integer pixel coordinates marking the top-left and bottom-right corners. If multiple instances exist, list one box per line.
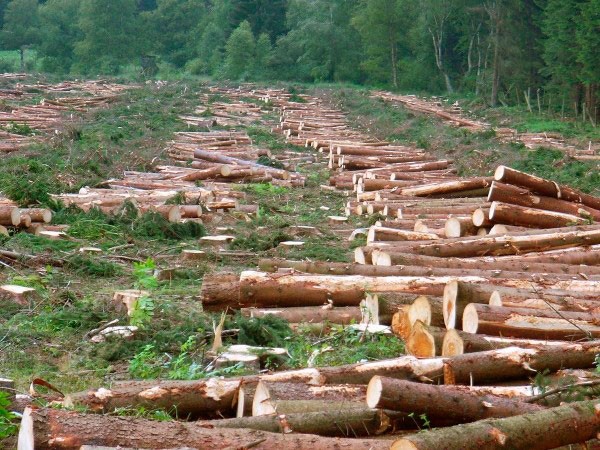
left=366, top=376, right=544, bottom=424
left=18, top=406, right=391, bottom=450
left=391, top=400, right=600, bottom=450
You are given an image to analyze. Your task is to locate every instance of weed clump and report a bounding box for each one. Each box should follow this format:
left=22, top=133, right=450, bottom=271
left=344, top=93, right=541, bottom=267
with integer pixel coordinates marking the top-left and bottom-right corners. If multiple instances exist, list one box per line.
left=235, top=314, right=292, bottom=347
left=65, top=255, right=122, bottom=277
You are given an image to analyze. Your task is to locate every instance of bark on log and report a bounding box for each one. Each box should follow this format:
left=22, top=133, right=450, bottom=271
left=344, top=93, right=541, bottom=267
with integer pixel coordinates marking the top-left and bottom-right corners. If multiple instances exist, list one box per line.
left=63, top=378, right=240, bottom=419
left=398, top=177, right=493, bottom=197
left=391, top=400, right=600, bottom=450
left=252, top=381, right=366, bottom=416
left=441, top=328, right=598, bottom=357
left=462, top=303, right=600, bottom=340
left=489, top=201, right=587, bottom=228
left=366, top=376, right=544, bottom=425
left=443, top=342, right=600, bottom=385
left=18, top=406, right=391, bottom=450
left=495, top=165, right=600, bottom=211
left=200, top=273, right=241, bottom=312
left=407, top=226, right=600, bottom=257
left=240, top=306, right=363, bottom=325
left=488, top=181, right=600, bottom=221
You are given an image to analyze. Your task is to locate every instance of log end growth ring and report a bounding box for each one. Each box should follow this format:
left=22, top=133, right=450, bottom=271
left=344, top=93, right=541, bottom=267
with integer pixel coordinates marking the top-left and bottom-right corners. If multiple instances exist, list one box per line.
left=365, top=375, right=382, bottom=409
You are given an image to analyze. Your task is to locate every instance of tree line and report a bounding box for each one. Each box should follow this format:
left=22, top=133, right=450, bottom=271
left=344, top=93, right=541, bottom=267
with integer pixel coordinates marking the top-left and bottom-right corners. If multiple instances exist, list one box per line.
left=0, top=0, right=598, bottom=119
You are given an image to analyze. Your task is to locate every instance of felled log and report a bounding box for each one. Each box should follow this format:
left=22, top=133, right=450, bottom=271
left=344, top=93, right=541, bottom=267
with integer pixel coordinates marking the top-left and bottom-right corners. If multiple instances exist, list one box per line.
left=241, top=306, right=364, bottom=325
left=407, top=226, right=600, bottom=257
left=462, top=303, right=600, bottom=340
left=63, top=378, right=241, bottom=418
left=495, top=165, right=600, bottom=211
left=18, top=406, right=391, bottom=450
left=444, top=217, right=479, bottom=237
left=405, top=320, right=444, bottom=357
left=252, top=381, right=366, bottom=416
left=398, top=177, right=493, bottom=197
left=488, top=201, right=588, bottom=228
left=366, top=376, right=544, bottom=425
left=391, top=400, right=600, bottom=450
left=441, top=328, right=597, bottom=357
left=442, top=280, right=492, bottom=329
left=366, top=226, right=439, bottom=243
left=199, top=272, right=241, bottom=312
left=443, top=342, right=600, bottom=385
left=488, top=181, right=600, bottom=221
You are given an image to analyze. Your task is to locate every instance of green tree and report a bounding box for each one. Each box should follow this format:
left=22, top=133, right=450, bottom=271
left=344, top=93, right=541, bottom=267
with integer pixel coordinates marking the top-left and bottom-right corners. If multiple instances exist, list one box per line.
left=1, top=0, right=39, bottom=71
left=576, top=0, right=600, bottom=122
left=353, top=0, right=408, bottom=87
left=223, top=20, right=256, bottom=79
left=275, top=0, right=361, bottom=83
left=36, top=0, right=81, bottom=73
left=144, top=0, right=206, bottom=68
left=74, top=0, right=142, bottom=74
left=254, top=32, right=272, bottom=79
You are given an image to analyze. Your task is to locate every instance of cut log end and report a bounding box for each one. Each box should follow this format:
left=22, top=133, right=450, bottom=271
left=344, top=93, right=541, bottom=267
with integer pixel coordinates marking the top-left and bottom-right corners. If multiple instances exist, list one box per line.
left=462, top=303, right=479, bottom=333
left=406, top=320, right=436, bottom=358
left=442, top=329, right=464, bottom=357
left=442, top=280, right=458, bottom=329
left=365, top=375, right=383, bottom=409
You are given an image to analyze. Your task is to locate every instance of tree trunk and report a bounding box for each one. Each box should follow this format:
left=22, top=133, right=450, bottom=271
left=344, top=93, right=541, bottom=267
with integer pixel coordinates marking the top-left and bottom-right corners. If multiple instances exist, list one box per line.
left=489, top=201, right=587, bottom=228
left=494, top=166, right=600, bottom=211
left=367, top=376, right=543, bottom=425
left=63, top=378, right=241, bottom=419
left=398, top=177, right=493, bottom=197
left=408, top=225, right=600, bottom=257
left=18, top=407, right=391, bottom=450
left=442, top=280, right=494, bottom=330
left=443, top=342, right=600, bottom=385
left=441, top=328, right=598, bottom=357
left=252, top=381, right=366, bottom=416
left=488, top=181, right=600, bottom=221
left=462, top=303, right=600, bottom=340
left=391, top=400, right=600, bottom=450
left=200, top=273, right=241, bottom=312
left=240, top=306, right=364, bottom=325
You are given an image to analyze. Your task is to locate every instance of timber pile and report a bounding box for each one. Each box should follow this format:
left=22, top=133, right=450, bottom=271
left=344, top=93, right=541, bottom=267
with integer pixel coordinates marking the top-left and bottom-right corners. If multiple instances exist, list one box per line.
left=0, top=79, right=128, bottom=154
left=373, top=90, right=599, bottom=162
left=0, top=196, right=53, bottom=236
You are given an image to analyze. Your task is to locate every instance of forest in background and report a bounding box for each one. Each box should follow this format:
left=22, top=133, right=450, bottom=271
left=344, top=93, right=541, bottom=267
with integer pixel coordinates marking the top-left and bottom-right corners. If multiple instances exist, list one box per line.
left=0, top=0, right=598, bottom=119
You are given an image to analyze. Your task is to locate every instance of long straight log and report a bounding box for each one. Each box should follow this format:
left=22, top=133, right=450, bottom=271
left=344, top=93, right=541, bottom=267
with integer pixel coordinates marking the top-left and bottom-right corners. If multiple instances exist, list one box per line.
left=366, top=376, right=544, bottom=425
left=489, top=201, right=588, bottom=228
left=441, top=329, right=598, bottom=357
left=495, top=165, right=600, bottom=210
left=18, top=407, right=391, bottom=450
left=63, top=378, right=241, bottom=419
left=241, top=306, right=364, bottom=325
left=407, top=226, right=600, bottom=257
left=398, top=177, right=493, bottom=197
left=462, top=303, right=600, bottom=340
left=488, top=181, right=600, bottom=221
left=391, top=400, right=600, bottom=450
left=443, top=342, right=600, bottom=385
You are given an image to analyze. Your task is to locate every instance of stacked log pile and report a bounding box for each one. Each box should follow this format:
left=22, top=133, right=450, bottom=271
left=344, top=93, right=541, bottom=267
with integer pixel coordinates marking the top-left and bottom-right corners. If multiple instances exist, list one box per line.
left=373, top=90, right=599, bottom=162
left=0, top=79, right=128, bottom=154
left=0, top=196, right=53, bottom=236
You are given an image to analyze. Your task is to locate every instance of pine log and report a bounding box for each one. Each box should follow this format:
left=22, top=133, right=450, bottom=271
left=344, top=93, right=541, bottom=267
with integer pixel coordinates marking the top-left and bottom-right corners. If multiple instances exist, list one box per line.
left=407, top=226, right=600, bottom=257
left=240, top=306, right=363, bottom=325
left=366, top=226, right=439, bottom=243
left=0, top=206, right=20, bottom=226
left=63, top=378, right=240, bottom=419
left=236, top=271, right=486, bottom=309
left=236, top=380, right=258, bottom=417
left=489, top=201, right=587, bottom=228
left=472, top=207, right=492, bottom=227
left=366, top=376, right=544, bottom=425
left=441, top=328, right=598, bottom=357
left=252, top=381, right=366, bottom=416
left=397, top=177, right=493, bottom=197
left=495, top=165, right=600, bottom=210
left=443, top=342, right=600, bottom=385
left=18, top=406, right=391, bottom=450
left=488, top=181, right=600, bottom=221
left=462, top=303, right=600, bottom=340
left=200, top=272, right=241, bottom=312
left=391, top=400, right=600, bottom=450
left=203, top=407, right=395, bottom=437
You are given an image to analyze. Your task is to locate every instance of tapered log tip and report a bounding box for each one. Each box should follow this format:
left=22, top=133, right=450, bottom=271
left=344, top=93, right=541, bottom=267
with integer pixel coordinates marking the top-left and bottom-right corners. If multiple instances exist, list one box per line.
left=366, top=375, right=383, bottom=409
left=494, top=165, right=507, bottom=180
left=17, top=407, right=34, bottom=450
